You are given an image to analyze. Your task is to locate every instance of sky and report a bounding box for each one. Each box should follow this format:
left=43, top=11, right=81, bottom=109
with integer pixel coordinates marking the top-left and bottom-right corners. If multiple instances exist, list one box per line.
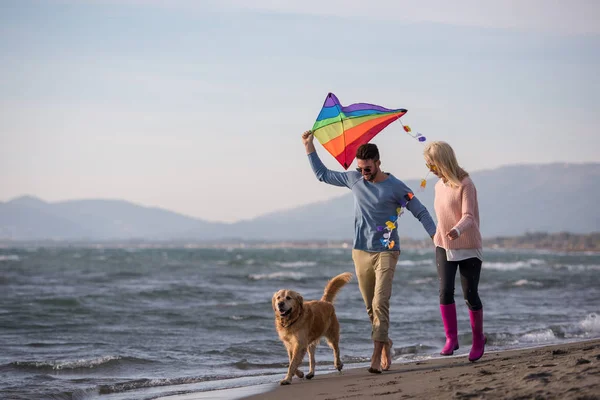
left=1, top=0, right=599, bottom=222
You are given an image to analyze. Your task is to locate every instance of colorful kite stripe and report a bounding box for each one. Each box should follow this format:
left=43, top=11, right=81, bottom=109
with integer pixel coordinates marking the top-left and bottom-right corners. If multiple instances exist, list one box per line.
left=312, top=93, right=407, bottom=169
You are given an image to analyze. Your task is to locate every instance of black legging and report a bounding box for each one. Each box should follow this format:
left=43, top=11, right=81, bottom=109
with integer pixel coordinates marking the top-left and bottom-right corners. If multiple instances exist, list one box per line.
left=436, top=246, right=483, bottom=311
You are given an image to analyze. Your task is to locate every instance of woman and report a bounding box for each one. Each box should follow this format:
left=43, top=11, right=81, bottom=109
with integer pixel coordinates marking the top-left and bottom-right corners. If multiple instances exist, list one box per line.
left=424, top=141, right=486, bottom=362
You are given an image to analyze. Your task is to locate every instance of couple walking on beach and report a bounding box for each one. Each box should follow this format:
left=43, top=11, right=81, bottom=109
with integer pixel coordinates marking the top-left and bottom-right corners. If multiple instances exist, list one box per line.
left=301, top=131, right=486, bottom=373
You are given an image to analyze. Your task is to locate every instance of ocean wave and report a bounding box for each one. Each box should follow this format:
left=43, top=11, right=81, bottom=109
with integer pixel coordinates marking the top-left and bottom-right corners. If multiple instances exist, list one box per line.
left=485, top=332, right=520, bottom=346
left=519, top=329, right=557, bottom=343
left=0, top=254, right=20, bottom=261
left=484, top=329, right=557, bottom=346
left=408, top=277, right=436, bottom=285
left=36, top=297, right=82, bottom=308
left=232, top=356, right=371, bottom=371
left=274, top=261, right=317, bottom=268
left=581, top=313, right=600, bottom=333
left=109, top=270, right=145, bottom=279
left=97, top=371, right=280, bottom=395
left=513, top=279, right=544, bottom=287
left=487, top=318, right=600, bottom=347
left=248, top=272, right=307, bottom=281
left=397, top=259, right=431, bottom=267
left=98, top=376, right=214, bottom=394
left=18, top=387, right=98, bottom=400
left=228, top=314, right=268, bottom=321
left=25, top=341, right=108, bottom=348
left=8, top=356, right=151, bottom=371
left=554, top=264, right=600, bottom=272
left=327, top=249, right=345, bottom=255
left=485, top=258, right=545, bottom=271
left=232, top=359, right=288, bottom=370
left=341, top=355, right=371, bottom=363
left=394, top=343, right=437, bottom=355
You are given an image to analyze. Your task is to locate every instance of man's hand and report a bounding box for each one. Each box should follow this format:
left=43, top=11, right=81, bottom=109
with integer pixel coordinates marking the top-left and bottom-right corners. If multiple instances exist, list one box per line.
left=302, top=130, right=316, bottom=154
left=302, top=130, right=314, bottom=145
left=446, top=228, right=459, bottom=240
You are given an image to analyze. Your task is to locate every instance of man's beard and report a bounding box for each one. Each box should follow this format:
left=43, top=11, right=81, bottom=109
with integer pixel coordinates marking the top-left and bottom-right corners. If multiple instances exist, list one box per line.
left=366, top=168, right=378, bottom=182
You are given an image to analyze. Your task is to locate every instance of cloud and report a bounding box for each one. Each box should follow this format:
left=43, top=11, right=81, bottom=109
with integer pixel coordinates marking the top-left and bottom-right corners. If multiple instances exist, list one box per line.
left=209, top=0, right=600, bottom=35
left=94, top=0, right=597, bottom=35
left=48, top=0, right=600, bottom=35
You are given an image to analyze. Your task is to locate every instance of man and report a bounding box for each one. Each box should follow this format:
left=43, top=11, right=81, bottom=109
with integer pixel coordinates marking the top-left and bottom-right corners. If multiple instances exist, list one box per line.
left=302, top=130, right=436, bottom=373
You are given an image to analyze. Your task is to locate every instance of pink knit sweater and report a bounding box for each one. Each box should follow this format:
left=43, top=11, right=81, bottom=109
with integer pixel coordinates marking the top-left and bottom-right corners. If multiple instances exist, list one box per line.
left=433, top=176, right=482, bottom=250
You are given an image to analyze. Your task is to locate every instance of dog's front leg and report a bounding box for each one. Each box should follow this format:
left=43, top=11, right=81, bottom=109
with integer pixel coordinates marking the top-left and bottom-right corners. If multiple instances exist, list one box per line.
left=280, top=345, right=307, bottom=385
left=287, top=346, right=304, bottom=378
left=306, top=342, right=317, bottom=379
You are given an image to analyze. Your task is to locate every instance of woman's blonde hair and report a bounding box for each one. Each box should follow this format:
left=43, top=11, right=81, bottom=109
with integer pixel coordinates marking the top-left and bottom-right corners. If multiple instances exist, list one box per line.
left=423, top=141, right=468, bottom=188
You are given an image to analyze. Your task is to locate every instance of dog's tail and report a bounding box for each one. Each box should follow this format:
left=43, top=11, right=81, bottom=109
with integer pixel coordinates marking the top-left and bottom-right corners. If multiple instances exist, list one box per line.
left=321, top=272, right=353, bottom=303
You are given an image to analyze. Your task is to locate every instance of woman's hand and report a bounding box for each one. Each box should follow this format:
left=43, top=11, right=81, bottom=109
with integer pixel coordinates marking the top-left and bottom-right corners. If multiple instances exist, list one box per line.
left=446, top=228, right=460, bottom=240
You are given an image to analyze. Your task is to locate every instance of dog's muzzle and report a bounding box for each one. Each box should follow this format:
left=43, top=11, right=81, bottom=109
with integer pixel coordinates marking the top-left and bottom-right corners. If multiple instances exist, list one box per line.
left=278, top=307, right=292, bottom=317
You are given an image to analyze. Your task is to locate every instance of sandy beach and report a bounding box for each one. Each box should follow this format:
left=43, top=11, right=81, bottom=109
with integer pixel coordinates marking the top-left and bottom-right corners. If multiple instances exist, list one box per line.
left=239, top=339, right=600, bottom=400
left=156, top=339, right=600, bottom=400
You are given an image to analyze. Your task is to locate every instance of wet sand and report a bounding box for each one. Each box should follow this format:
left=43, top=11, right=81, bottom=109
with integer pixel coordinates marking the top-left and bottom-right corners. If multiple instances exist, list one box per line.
left=244, top=339, right=600, bottom=400
left=158, top=339, right=600, bottom=400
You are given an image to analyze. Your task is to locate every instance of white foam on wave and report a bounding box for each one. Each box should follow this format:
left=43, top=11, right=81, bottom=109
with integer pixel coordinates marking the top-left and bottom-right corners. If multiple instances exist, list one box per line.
left=556, top=264, right=600, bottom=272
left=327, top=249, right=345, bottom=255
left=581, top=313, right=600, bottom=333
left=249, top=272, right=306, bottom=281
left=409, top=277, right=436, bottom=285
left=513, top=279, right=543, bottom=287
left=275, top=261, right=317, bottom=268
left=17, top=355, right=122, bottom=370
left=0, top=255, right=20, bottom=261
left=397, top=259, right=431, bottom=267
left=493, top=332, right=520, bottom=345
left=520, top=329, right=556, bottom=343
left=528, top=259, right=545, bottom=265
left=485, top=258, right=546, bottom=271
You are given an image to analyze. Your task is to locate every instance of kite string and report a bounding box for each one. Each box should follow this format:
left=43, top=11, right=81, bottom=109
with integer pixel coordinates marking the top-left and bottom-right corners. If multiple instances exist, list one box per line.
left=398, top=120, right=427, bottom=146
left=397, top=119, right=431, bottom=191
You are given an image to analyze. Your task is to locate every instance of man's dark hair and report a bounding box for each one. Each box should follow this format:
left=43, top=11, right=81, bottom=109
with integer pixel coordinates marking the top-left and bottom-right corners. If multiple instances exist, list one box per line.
left=356, top=143, right=380, bottom=161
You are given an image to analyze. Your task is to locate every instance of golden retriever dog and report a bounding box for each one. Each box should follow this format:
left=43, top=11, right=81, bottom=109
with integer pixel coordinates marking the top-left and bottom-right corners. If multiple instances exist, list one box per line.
left=272, top=272, right=352, bottom=385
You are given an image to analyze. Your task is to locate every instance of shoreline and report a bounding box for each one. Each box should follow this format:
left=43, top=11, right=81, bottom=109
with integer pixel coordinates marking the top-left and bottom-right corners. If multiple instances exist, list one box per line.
left=1, top=240, right=599, bottom=253
left=157, top=339, right=600, bottom=400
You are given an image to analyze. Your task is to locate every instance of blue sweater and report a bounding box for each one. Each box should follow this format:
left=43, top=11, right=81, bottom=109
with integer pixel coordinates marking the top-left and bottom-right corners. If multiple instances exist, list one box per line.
left=308, top=152, right=436, bottom=252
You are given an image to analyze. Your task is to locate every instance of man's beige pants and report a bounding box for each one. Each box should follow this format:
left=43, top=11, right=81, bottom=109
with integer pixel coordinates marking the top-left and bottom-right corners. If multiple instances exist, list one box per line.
left=352, top=249, right=400, bottom=342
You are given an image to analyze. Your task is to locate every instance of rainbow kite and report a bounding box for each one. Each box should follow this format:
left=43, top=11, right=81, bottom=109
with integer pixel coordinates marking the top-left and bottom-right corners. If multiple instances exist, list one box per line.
left=311, top=93, right=407, bottom=169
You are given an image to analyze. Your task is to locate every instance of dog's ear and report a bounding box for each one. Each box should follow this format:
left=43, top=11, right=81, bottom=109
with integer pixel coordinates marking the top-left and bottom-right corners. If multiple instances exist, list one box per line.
left=271, top=292, right=278, bottom=312
left=296, top=294, right=304, bottom=307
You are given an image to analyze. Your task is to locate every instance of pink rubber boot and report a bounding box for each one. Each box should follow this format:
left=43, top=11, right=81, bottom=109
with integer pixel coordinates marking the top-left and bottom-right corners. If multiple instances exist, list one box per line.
left=440, top=303, right=459, bottom=356
left=468, top=309, right=486, bottom=362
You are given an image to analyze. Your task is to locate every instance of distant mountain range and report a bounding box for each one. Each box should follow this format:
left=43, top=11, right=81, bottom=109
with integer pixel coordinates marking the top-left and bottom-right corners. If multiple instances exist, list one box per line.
left=1, top=162, right=599, bottom=241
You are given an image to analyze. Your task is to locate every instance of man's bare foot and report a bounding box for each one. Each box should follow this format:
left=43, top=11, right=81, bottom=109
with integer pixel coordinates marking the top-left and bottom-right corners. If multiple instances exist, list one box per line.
left=381, top=339, right=393, bottom=371
left=369, top=355, right=382, bottom=373
left=369, top=340, right=384, bottom=373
